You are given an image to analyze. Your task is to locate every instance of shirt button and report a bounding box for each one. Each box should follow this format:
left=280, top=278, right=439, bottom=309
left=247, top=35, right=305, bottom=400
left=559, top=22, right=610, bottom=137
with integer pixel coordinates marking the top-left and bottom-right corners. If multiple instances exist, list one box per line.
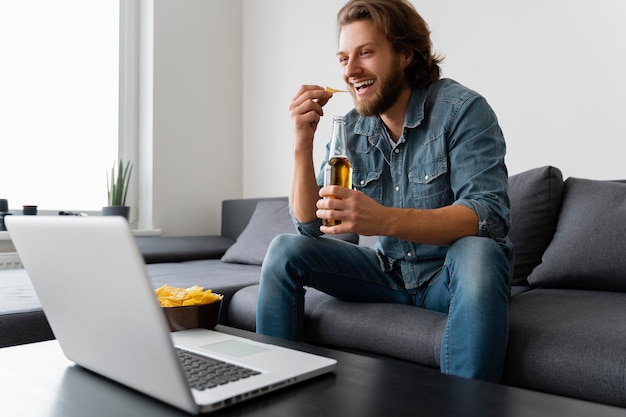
left=394, top=148, right=400, bottom=154
left=360, top=180, right=365, bottom=185
left=424, top=175, right=429, bottom=180
left=395, top=186, right=400, bottom=191
left=407, top=252, right=413, bottom=258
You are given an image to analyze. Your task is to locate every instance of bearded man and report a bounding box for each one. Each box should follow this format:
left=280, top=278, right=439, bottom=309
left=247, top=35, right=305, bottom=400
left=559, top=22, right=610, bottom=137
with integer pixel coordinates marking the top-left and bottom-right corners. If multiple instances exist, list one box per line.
left=256, top=0, right=514, bottom=383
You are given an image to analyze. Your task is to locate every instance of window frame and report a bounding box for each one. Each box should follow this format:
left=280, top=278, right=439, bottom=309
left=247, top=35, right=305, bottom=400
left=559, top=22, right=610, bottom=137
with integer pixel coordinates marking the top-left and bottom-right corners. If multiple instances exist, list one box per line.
left=118, top=0, right=140, bottom=222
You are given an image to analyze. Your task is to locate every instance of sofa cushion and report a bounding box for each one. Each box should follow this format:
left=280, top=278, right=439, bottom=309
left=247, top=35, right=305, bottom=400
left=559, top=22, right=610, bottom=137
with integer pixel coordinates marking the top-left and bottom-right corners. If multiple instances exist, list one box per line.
left=221, top=197, right=289, bottom=241
left=503, top=288, right=626, bottom=407
left=0, top=268, right=54, bottom=347
left=145, top=259, right=262, bottom=301
left=221, top=200, right=295, bottom=265
left=507, top=166, right=564, bottom=285
left=228, top=284, right=446, bottom=368
left=527, top=178, right=626, bottom=291
left=227, top=284, right=334, bottom=332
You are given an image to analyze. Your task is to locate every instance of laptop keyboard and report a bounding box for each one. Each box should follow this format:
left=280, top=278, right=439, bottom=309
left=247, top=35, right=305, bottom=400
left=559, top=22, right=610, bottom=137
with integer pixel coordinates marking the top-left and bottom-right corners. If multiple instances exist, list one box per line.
left=176, top=348, right=261, bottom=391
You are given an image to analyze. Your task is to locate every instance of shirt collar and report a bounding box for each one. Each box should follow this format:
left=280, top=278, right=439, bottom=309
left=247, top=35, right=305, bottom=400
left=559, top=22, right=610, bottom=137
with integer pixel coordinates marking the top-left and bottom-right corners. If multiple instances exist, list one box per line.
left=352, top=87, right=427, bottom=143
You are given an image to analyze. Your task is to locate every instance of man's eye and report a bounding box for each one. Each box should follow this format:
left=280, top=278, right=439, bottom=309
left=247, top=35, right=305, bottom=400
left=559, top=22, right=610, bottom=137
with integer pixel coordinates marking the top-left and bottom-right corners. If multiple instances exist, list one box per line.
left=338, top=57, right=348, bottom=65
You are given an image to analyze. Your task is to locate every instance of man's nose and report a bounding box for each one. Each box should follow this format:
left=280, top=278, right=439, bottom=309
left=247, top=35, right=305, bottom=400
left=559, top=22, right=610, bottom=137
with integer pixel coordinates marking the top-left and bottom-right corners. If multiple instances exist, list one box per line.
left=344, top=58, right=361, bottom=79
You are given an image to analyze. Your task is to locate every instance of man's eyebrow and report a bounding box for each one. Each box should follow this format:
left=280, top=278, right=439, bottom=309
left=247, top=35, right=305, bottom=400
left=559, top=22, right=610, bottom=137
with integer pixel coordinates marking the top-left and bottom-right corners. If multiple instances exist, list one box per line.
left=336, top=42, right=378, bottom=56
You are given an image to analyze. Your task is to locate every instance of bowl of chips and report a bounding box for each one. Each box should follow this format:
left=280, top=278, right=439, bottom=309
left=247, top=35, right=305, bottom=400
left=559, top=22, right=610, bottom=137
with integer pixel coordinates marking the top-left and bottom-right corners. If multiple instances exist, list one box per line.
left=156, top=285, right=223, bottom=331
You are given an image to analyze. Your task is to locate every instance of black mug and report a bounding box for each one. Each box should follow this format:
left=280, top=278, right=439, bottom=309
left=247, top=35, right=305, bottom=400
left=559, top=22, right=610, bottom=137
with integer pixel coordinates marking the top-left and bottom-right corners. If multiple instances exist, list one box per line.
left=23, top=205, right=38, bottom=215
left=0, top=199, right=10, bottom=231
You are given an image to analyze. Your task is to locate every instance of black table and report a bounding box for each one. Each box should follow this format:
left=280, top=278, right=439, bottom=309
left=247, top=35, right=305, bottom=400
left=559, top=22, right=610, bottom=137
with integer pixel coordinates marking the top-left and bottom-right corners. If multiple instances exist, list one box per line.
left=1, top=326, right=624, bottom=416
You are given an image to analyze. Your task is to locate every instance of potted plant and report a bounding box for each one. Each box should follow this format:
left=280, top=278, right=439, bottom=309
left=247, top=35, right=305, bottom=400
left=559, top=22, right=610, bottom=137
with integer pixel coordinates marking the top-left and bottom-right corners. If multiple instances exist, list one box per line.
left=102, top=160, right=133, bottom=220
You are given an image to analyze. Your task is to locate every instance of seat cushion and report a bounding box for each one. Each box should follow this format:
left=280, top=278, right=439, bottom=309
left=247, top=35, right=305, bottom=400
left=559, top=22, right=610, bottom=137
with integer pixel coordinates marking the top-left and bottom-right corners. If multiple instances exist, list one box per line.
left=227, top=284, right=335, bottom=332
left=503, top=288, right=626, bottom=407
left=145, top=259, right=262, bottom=297
left=0, top=268, right=54, bottom=347
left=229, top=284, right=447, bottom=368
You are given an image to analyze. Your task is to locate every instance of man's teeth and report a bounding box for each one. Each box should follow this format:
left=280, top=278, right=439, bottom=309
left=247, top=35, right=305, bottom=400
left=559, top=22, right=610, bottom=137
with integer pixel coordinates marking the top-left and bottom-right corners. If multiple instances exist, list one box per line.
left=354, top=79, right=375, bottom=90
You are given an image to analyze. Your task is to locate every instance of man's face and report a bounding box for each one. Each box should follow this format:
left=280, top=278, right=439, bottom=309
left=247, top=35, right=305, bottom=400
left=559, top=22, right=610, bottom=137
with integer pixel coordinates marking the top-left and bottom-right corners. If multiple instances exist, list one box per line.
left=337, top=20, right=409, bottom=116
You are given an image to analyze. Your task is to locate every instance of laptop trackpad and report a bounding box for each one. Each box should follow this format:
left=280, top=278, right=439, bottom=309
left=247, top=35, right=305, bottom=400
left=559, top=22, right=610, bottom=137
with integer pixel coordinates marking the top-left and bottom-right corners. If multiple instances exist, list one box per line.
left=199, top=340, right=270, bottom=358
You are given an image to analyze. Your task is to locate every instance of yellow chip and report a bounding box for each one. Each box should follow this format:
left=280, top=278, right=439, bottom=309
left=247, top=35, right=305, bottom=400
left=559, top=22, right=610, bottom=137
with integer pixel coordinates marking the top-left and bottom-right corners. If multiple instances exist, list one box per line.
left=185, top=285, right=204, bottom=293
left=155, top=284, right=222, bottom=307
left=325, top=86, right=349, bottom=93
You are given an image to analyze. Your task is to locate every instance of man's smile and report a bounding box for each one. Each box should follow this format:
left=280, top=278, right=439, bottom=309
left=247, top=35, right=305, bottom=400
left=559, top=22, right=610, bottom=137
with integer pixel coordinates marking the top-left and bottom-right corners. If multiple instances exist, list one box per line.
left=352, top=79, right=376, bottom=95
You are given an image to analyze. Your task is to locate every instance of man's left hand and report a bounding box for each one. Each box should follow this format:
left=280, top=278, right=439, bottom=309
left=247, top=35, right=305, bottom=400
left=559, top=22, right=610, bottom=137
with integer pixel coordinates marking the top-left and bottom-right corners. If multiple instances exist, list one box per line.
left=317, top=186, right=386, bottom=236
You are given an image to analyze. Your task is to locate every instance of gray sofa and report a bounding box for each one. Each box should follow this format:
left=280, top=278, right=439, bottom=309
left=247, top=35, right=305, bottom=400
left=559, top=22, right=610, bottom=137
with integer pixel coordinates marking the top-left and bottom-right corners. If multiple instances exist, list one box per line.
left=1, top=166, right=625, bottom=408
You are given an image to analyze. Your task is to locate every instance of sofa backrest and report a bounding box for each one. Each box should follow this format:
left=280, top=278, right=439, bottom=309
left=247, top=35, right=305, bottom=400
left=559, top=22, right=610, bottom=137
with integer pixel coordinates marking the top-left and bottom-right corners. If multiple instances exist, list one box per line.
left=509, top=166, right=626, bottom=292
left=525, top=176, right=626, bottom=292
left=507, top=166, right=564, bottom=285
left=221, top=197, right=288, bottom=241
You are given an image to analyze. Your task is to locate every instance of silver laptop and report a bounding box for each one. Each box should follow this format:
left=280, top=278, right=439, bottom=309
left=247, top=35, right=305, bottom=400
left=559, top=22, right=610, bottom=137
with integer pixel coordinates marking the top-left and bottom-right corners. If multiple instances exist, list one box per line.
left=6, top=215, right=336, bottom=414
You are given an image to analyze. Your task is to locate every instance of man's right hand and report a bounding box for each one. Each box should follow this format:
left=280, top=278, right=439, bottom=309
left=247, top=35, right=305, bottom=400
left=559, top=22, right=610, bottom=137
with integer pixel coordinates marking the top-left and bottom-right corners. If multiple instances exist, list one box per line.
left=289, top=85, right=334, bottom=225
left=289, top=85, right=333, bottom=150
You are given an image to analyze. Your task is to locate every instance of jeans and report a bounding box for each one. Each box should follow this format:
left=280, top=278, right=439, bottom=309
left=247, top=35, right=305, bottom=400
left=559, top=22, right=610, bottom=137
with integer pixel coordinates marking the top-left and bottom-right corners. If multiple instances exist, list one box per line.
left=256, top=234, right=513, bottom=382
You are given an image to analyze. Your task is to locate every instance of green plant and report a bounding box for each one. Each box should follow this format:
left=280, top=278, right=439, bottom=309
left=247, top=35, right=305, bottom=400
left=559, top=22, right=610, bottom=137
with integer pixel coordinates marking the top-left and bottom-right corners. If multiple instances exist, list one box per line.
left=107, top=160, right=133, bottom=206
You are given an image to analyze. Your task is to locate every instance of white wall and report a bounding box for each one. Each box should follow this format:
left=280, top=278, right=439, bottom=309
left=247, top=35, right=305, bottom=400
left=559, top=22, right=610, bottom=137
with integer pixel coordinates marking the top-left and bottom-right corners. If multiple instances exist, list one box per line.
left=149, top=0, right=243, bottom=236
left=242, top=0, right=626, bottom=203
left=416, top=1, right=626, bottom=179
left=242, top=0, right=351, bottom=198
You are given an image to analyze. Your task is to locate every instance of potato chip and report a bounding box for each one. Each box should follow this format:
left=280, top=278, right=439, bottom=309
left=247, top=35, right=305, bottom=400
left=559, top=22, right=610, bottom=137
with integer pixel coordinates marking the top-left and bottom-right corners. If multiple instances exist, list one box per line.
left=325, top=86, right=349, bottom=93
left=155, top=284, right=223, bottom=307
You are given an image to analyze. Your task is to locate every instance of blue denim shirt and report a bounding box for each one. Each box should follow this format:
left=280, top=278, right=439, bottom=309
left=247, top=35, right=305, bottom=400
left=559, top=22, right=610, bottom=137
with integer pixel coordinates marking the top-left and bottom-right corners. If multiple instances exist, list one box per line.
left=295, top=78, right=510, bottom=290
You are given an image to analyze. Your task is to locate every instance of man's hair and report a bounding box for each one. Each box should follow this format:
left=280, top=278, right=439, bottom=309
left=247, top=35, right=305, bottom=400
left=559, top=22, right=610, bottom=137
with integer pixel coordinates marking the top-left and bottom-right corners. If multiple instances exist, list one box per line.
left=337, top=0, right=443, bottom=88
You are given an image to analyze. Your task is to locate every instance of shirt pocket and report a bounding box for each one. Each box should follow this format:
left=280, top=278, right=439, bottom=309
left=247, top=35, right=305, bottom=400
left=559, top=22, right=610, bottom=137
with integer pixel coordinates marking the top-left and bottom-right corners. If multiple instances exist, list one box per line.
left=353, top=169, right=383, bottom=204
left=408, top=158, right=453, bottom=209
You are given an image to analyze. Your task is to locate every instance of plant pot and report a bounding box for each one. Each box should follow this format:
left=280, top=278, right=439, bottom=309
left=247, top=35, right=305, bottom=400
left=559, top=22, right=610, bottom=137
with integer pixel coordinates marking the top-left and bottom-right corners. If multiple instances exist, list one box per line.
left=102, top=206, right=130, bottom=220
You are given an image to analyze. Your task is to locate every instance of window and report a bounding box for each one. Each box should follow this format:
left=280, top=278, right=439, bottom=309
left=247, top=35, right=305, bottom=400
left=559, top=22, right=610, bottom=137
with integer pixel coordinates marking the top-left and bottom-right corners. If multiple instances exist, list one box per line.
left=0, top=1, right=131, bottom=213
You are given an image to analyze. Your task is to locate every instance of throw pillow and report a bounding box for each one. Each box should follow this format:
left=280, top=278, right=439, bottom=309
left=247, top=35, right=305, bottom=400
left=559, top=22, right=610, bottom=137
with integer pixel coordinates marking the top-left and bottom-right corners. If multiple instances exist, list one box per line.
left=507, top=166, right=563, bottom=285
left=221, top=200, right=295, bottom=265
left=527, top=178, right=626, bottom=291
left=221, top=199, right=360, bottom=265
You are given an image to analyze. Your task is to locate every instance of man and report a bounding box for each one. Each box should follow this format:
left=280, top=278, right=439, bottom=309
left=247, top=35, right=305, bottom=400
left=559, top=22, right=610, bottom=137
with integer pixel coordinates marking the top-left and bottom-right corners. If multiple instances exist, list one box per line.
left=256, top=0, right=513, bottom=383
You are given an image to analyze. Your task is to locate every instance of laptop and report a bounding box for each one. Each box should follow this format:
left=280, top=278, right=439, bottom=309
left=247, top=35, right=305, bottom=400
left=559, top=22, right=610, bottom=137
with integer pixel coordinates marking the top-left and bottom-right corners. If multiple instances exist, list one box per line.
left=6, top=215, right=336, bottom=414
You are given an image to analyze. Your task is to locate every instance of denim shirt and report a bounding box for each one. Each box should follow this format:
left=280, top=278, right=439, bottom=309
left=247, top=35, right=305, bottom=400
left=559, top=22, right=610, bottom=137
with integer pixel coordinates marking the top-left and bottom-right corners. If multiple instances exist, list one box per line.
left=295, top=78, right=510, bottom=290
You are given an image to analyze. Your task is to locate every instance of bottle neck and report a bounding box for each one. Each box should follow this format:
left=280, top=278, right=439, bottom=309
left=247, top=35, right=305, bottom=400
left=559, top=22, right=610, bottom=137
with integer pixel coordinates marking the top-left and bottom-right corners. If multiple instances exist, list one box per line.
left=329, top=118, right=348, bottom=159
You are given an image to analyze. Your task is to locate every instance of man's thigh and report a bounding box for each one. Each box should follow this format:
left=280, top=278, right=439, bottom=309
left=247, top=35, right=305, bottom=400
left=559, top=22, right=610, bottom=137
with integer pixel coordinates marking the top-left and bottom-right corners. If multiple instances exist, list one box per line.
left=295, top=237, right=413, bottom=305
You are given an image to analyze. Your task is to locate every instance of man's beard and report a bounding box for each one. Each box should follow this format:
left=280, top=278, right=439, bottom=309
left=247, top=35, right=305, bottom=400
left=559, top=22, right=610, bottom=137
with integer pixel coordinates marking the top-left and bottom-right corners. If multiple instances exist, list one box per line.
left=353, top=60, right=407, bottom=117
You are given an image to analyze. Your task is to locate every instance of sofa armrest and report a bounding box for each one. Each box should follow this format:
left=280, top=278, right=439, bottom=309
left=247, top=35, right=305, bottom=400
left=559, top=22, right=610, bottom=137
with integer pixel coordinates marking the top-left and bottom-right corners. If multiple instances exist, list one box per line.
left=135, top=236, right=235, bottom=264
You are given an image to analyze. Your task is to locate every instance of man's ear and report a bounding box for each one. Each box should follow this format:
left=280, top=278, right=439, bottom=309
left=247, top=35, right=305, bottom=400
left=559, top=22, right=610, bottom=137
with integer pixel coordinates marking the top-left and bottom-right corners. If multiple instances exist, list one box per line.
left=401, top=49, right=414, bottom=68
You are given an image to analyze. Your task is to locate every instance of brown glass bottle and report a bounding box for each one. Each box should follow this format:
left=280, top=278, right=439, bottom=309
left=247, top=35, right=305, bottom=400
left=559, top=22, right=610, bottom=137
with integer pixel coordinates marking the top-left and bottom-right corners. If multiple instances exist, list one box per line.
left=323, top=116, right=352, bottom=226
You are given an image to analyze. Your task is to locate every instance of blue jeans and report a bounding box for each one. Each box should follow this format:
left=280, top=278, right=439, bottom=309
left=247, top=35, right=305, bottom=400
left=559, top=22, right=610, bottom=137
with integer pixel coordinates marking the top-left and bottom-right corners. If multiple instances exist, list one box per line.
left=256, top=234, right=513, bottom=382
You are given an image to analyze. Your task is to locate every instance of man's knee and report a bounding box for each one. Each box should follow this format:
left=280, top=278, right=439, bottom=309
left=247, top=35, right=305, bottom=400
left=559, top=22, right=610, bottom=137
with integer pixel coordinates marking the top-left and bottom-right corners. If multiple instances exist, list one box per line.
left=446, top=237, right=512, bottom=290
left=265, top=234, right=306, bottom=263
left=448, top=236, right=501, bottom=257
left=264, top=233, right=330, bottom=271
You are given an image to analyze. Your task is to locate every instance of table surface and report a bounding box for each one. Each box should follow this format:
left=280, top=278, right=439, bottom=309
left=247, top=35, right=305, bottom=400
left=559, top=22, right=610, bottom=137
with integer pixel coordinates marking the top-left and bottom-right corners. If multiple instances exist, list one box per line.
left=1, top=326, right=625, bottom=417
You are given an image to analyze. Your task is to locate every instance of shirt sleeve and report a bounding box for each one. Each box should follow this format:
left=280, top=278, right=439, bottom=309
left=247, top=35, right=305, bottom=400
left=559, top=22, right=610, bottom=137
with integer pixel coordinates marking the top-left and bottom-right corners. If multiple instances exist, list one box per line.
left=448, top=94, right=510, bottom=240
left=289, top=203, right=324, bottom=239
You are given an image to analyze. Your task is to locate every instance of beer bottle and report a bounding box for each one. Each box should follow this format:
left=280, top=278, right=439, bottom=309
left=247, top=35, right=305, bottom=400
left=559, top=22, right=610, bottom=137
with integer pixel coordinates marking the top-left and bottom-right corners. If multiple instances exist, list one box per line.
left=323, top=116, right=352, bottom=226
